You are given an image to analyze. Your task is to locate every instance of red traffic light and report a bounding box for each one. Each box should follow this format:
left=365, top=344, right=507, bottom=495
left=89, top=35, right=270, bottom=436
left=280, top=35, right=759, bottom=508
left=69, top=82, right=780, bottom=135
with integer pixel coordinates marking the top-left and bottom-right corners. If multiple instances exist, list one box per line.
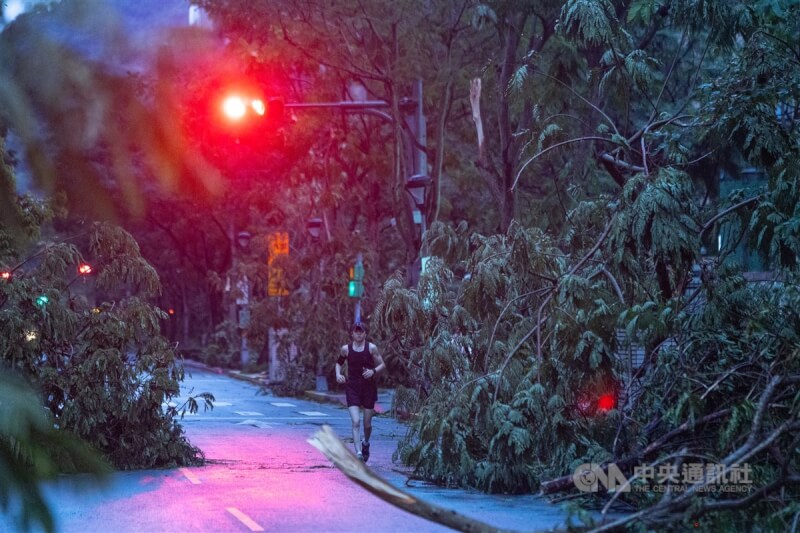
left=222, top=95, right=248, bottom=120
left=78, top=263, right=93, bottom=275
left=220, top=94, right=275, bottom=122
left=1, top=271, right=11, bottom=281
left=222, top=95, right=266, bottom=120
left=168, top=308, right=176, bottom=315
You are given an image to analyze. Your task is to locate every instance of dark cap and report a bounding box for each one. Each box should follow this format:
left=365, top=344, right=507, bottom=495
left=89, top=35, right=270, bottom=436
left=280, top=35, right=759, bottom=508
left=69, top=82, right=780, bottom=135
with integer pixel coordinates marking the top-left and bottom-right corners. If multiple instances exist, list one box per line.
left=351, top=321, right=367, bottom=332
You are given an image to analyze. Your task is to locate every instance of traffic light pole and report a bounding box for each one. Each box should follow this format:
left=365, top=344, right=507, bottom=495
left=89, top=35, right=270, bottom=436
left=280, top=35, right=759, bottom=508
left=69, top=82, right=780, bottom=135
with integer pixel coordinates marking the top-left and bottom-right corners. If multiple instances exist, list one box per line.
left=354, top=252, right=363, bottom=324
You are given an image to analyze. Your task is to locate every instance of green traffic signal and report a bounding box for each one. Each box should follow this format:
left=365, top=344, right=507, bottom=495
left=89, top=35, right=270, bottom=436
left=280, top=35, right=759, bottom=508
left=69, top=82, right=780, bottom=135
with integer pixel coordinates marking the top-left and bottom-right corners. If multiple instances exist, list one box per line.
left=35, top=295, right=49, bottom=307
left=348, top=280, right=363, bottom=298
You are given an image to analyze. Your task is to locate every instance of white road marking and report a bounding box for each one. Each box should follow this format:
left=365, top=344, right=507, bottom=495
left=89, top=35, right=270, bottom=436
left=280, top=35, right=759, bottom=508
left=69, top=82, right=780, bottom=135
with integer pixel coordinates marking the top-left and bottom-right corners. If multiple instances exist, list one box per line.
left=179, top=468, right=201, bottom=485
left=234, top=411, right=264, bottom=416
left=270, top=402, right=295, bottom=407
left=226, top=507, right=264, bottom=532
left=213, top=401, right=233, bottom=406
left=298, top=411, right=328, bottom=417
left=236, top=420, right=273, bottom=428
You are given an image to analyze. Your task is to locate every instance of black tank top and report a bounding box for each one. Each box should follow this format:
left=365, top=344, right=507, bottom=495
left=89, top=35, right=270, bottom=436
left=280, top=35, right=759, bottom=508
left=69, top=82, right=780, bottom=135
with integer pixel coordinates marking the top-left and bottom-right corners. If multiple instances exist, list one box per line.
left=347, top=343, right=373, bottom=383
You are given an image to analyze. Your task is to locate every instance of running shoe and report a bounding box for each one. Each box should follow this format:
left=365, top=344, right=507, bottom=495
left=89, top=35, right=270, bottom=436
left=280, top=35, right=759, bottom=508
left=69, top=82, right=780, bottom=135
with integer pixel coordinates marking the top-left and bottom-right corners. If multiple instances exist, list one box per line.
left=361, top=441, right=370, bottom=463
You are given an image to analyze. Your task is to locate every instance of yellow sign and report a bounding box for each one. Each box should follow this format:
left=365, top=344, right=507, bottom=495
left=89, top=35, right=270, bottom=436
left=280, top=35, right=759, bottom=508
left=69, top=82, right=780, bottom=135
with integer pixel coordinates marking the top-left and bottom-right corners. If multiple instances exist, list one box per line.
left=267, top=232, right=290, bottom=296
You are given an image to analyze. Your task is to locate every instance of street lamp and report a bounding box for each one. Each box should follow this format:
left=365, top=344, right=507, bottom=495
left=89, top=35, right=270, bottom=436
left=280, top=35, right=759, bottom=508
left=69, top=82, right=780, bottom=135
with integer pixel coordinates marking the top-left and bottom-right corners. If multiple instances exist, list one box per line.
left=306, top=218, right=323, bottom=240
left=405, top=173, right=431, bottom=210
left=236, top=231, right=252, bottom=249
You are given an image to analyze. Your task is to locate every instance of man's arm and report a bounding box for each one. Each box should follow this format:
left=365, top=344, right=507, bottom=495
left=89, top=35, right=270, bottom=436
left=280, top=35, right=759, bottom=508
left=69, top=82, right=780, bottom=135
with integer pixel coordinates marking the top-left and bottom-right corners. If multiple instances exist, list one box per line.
left=369, top=343, right=386, bottom=376
left=335, top=345, right=347, bottom=383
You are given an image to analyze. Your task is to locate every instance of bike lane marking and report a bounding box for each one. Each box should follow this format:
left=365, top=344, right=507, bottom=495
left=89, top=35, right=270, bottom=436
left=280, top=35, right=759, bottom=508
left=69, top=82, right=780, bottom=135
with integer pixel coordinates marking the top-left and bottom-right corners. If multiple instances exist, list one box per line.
left=226, top=507, right=265, bottom=531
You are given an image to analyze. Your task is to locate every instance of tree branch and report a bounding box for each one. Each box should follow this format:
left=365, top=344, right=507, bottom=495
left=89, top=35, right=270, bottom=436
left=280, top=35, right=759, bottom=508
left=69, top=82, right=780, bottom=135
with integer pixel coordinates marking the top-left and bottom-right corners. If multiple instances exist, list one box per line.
left=308, top=425, right=530, bottom=533
left=514, top=137, right=621, bottom=190
left=699, top=195, right=764, bottom=240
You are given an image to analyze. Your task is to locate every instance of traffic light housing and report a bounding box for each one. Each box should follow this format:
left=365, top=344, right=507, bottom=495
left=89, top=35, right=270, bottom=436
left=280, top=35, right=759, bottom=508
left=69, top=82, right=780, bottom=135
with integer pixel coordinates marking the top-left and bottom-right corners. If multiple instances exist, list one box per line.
left=217, top=90, right=284, bottom=127
left=348, top=260, right=364, bottom=298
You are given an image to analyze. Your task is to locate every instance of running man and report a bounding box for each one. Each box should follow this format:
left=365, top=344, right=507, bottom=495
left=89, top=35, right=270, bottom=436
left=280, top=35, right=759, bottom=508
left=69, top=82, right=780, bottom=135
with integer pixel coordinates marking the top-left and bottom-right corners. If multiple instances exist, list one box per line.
left=335, top=321, right=385, bottom=462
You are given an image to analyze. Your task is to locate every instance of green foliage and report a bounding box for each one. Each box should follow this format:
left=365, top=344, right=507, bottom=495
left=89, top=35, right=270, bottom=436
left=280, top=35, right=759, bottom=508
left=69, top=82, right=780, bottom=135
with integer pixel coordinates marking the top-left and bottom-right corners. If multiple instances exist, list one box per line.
left=0, top=371, right=110, bottom=533
left=373, top=0, right=800, bottom=530
left=0, top=194, right=208, bottom=471
left=385, top=221, right=618, bottom=493
left=560, top=0, right=617, bottom=47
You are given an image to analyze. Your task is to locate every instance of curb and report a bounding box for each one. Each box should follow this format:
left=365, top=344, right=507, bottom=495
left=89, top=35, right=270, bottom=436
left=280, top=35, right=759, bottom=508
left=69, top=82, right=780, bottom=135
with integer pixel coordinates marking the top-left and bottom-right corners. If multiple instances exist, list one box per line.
left=182, top=359, right=268, bottom=388
left=304, top=390, right=348, bottom=407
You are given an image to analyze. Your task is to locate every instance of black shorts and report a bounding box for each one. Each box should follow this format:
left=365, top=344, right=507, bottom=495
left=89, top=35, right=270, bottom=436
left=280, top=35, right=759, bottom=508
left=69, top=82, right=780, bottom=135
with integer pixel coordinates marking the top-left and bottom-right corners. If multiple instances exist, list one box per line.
left=345, top=380, right=378, bottom=409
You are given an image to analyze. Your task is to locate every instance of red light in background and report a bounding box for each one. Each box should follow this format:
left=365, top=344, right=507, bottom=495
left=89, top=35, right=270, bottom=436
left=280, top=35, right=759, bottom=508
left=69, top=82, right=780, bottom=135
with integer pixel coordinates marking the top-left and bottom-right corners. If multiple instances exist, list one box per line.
left=78, top=263, right=93, bottom=275
left=168, top=308, right=176, bottom=315
left=1, top=271, right=11, bottom=281
left=222, top=95, right=248, bottom=120
left=597, top=394, right=616, bottom=412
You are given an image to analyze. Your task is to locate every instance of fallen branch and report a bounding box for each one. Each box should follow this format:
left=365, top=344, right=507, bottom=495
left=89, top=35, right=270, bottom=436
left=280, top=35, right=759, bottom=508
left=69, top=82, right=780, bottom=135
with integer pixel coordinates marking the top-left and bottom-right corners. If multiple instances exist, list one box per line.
left=308, top=425, right=528, bottom=533
left=539, top=408, right=732, bottom=494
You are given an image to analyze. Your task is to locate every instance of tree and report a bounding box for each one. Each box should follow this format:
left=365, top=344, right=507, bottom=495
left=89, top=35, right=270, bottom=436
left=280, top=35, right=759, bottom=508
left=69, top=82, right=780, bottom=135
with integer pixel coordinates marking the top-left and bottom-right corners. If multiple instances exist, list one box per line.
left=371, top=0, right=800, bottom=530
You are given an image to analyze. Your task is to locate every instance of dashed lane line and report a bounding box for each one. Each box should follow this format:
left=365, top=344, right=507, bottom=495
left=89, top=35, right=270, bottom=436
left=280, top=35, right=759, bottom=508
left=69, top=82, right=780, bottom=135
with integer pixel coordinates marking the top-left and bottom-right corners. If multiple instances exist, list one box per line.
left=234, top=411, right=265, bottom=416
left=179, top=468, right=201, bottom=485
left=298, top=411, right=328, bottom=417
left=270, top=402, right=295, bottom=407
left=226, top=507, right=265, bottom=532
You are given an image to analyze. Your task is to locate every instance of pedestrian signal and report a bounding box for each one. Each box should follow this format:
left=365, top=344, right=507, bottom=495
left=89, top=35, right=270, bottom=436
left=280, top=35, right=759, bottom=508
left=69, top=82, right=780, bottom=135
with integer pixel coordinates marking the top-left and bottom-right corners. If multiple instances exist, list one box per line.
left=268, top=232, right=290, bottom=297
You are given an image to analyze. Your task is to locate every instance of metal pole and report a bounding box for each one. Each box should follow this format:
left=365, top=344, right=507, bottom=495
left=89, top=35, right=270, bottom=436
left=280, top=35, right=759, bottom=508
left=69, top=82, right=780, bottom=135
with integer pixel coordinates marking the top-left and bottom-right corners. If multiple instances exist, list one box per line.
left=412, top=79, right=427, bottom=176
left=354, top=252, right=363, bottom=324
left=284, top=101, right=390, bottom=110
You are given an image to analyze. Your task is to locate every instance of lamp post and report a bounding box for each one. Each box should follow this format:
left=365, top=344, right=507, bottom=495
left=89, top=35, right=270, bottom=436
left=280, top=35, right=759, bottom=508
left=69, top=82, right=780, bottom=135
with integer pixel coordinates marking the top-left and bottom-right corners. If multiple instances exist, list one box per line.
left=307, top=217, right=329, bottom=391
left=232, top=229, right=252, bottom=367
left=405, top=173, right=431, bottom=285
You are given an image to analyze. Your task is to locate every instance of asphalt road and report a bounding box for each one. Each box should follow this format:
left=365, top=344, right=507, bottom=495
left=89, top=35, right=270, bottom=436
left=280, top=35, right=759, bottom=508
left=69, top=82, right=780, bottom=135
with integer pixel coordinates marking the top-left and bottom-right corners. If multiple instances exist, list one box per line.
left=1, top=369, right=577, bottom=532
